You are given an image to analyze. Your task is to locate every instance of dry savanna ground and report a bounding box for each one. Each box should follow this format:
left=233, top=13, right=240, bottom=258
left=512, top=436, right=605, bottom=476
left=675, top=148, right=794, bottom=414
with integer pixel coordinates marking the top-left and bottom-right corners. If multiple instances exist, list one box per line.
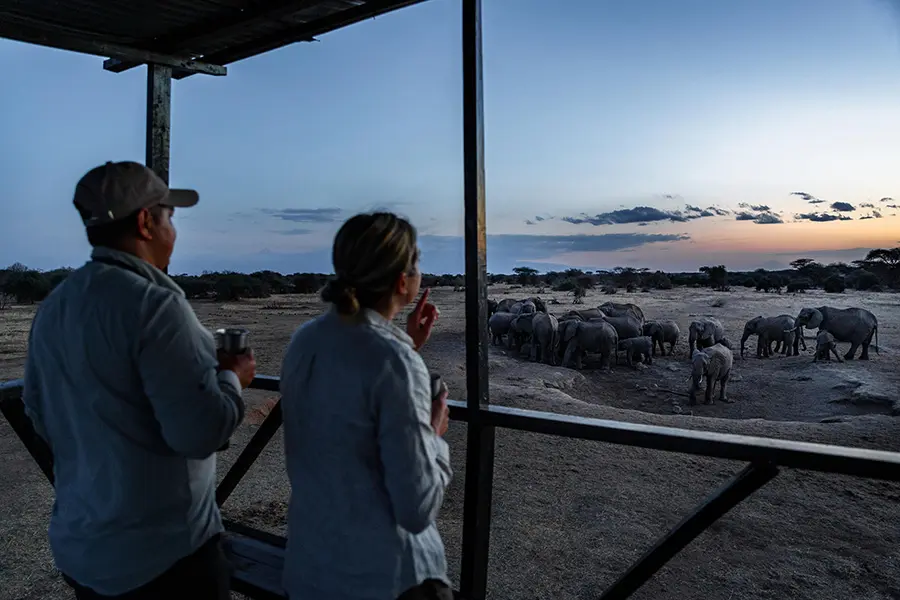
left=1, top=285, right=900, bottom=600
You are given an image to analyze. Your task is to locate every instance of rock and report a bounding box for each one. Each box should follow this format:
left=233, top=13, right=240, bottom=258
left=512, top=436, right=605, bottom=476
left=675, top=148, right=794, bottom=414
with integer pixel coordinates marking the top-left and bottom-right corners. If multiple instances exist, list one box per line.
left=666, top=364, right=680, bottom=372
left=672, top=405, right=683, bottom=414
left=730, top=374, right=743, bottom=382
left=820, top=416, right=848, bottom=423
left=795, top=375, right=813, bottom=382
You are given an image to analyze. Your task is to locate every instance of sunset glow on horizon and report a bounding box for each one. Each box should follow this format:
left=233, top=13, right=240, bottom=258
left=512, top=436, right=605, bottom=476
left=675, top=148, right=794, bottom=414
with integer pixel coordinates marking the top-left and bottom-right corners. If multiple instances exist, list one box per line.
left=2, top=0, right=900, bottom=275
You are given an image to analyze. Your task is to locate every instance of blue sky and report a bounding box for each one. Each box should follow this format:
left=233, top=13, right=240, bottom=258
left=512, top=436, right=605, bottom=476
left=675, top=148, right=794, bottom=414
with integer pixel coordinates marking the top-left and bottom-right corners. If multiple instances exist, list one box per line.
left=2, top=0, right=900, bottom=275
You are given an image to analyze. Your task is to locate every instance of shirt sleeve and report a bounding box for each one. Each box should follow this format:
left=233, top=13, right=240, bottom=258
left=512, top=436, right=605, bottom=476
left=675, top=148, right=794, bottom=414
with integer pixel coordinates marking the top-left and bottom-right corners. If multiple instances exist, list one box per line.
left=137, top=291, right=245, bottom=459
left=22, top=319, right=48, bottom=444
left=374, top=346, right=453, bottom=534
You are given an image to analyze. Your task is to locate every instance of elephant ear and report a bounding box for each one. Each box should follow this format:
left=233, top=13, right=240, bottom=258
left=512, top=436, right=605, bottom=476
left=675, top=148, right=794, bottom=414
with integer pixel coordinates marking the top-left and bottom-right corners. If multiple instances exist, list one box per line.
left=563, top=321, right=580, bottom=342
left=806, top=309, right=824, bottom=329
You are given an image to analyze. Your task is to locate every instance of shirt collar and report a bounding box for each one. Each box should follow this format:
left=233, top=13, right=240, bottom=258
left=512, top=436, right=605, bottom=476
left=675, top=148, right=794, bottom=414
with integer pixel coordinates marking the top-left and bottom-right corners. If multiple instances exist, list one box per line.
left=90, top=247, right=185, bottom=297
left=356, top=307, right=415, bottom=349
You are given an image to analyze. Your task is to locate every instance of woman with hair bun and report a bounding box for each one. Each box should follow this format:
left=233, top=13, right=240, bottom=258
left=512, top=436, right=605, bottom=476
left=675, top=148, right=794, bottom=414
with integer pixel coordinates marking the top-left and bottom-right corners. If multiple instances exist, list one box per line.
left=279, top=212, right=453, bottom=600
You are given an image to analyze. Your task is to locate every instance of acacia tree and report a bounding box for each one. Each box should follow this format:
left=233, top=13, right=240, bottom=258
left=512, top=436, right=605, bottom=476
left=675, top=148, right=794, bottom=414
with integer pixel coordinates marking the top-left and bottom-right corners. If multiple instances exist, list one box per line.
left=512, top=266, right=539, bottom=286
left=855, top=247, right=900, bottom=288
left=700, top=265, right=728, bottom=291
left=789, top=258, right=826, bottom=286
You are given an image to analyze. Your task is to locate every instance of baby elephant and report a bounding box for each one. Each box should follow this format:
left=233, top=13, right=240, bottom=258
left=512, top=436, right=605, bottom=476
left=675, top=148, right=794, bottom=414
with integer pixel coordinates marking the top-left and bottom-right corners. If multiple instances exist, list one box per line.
left=689, top=343, right=734, bottom=405
left=618, top=336, right=653, bottom=367
left=642, top=319, right=680, bottom=356
left=813, top=330, right=843, bottom=362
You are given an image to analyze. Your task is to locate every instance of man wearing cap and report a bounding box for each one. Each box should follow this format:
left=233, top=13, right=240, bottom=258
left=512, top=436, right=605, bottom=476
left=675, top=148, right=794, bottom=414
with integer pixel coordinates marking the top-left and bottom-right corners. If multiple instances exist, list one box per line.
left=21, top=161, right=256, bottom=599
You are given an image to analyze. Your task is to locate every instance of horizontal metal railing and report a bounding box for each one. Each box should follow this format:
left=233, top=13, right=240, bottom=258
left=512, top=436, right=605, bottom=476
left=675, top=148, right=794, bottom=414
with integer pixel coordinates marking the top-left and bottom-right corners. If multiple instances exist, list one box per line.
left=246, top=374, right=900, bottom=481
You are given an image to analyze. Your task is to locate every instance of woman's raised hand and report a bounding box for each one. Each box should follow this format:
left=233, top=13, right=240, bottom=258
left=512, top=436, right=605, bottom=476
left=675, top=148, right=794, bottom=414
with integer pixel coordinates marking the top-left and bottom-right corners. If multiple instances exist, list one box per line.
left=407, top=288, right=439, bottom=350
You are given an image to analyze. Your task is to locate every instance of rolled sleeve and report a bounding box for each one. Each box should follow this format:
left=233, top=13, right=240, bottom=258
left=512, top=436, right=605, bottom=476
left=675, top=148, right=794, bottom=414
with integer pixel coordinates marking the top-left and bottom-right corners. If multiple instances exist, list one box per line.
left=375, top=347, right=453, bottom=535
left=138, top=292, right=245, bottom=459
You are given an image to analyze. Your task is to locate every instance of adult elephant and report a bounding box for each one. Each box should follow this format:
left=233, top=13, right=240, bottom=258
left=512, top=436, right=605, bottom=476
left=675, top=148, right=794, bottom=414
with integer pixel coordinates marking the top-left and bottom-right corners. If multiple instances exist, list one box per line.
left=524, top=296, right=548, bottom=313
left=526, top=311, right=559, bottom=364
left=591, top=315, right=642, bottom=342
left=740, top=314, right=797, bottom=358
left=688, top=317, right=726, bottom=357
left=792, top=306, right=879, bottom=360
left=556, top=318, right=582, bottom=365
left=495, top=298, right=519, bottom=313
left=561, top=319, right=618, bottom=370
left=562, top=307, right=605, bottom=321
left=599, top=301, right=645, bottom=325
left=488, top=312, right=517, bottom=346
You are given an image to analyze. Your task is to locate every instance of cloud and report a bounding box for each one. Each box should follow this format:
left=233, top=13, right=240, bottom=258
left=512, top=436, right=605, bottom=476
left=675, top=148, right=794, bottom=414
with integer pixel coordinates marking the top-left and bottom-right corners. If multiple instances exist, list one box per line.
left=735, top=210, right=783, bottom=224
left=790, top=191, right=825, bottom=204
left=830, top=202, right=856, bottom=212
left=794, top=212, right=853, bottom=222
left=753, top=212, right=784, bottom=224
left=261, top=207, right=343, bottom=223
left=738, top=203, right=771, bottom=212
left=275, top=228, right=314, bottom=235
left=706, top=206, right=730, bottom=216
left=880, top=197, right=894, bottom=203
left=560, top=204, right=720, bottom=226
left=860, top=203, right=875, bottom=208
left=859, top=211, right=883, bottom=220
left=887, top=204, right=900, bottom=209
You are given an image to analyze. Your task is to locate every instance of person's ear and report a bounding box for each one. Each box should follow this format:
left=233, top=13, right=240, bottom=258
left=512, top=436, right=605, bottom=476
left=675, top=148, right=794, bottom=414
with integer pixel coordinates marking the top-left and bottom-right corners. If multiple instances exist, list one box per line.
left=395, top=271, right=410, bottom=298
left=136, top=207, right=156, bottom=241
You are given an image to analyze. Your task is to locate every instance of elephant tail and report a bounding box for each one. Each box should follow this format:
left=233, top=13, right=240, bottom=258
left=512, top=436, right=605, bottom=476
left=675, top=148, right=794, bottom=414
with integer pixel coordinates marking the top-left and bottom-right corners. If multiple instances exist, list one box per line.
left=875, top=324, right=880, bottom=354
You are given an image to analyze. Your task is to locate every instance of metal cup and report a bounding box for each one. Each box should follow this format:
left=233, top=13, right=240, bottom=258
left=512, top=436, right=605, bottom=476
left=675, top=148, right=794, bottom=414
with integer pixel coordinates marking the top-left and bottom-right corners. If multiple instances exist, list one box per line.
left=214, top=327, right=250, bottom=354
left=430, top=374, right=447, bottom=402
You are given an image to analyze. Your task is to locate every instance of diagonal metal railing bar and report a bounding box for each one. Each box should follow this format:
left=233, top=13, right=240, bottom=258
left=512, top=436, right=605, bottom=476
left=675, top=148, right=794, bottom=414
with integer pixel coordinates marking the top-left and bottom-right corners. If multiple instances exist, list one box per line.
left=597, top=461, right=780, bottom=600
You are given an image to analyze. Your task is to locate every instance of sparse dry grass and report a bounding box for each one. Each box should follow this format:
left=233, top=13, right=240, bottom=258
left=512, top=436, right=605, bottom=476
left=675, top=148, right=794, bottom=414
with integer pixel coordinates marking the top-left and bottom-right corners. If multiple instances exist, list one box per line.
left=1, top=286, right=899, bottom=600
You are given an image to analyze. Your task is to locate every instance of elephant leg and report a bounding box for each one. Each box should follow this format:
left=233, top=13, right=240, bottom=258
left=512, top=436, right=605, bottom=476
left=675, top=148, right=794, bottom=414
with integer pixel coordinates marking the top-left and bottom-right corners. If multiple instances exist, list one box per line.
left=719, top=374, right=733, bottom=403
left=704, top=380, right=714, bottom=405
left=861, top=332, right=874, bottom=360
left=668, top=342, right=675, bottom=356
left=844, top=342, right=859, bottom=360
left=646, top=352, right=652, bottom=366
left=562, top=341, right=576, bottom=369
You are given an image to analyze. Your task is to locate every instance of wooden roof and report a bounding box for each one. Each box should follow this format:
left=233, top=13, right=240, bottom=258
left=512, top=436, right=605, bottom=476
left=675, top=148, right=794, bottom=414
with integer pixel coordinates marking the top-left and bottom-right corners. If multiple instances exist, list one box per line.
left=0, top=0, right=427, bottom=77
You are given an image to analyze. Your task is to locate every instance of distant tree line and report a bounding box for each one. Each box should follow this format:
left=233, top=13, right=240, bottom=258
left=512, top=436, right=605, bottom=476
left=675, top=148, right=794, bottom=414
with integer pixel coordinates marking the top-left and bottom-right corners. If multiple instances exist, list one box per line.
left=1, top=247, right=898, bottom=308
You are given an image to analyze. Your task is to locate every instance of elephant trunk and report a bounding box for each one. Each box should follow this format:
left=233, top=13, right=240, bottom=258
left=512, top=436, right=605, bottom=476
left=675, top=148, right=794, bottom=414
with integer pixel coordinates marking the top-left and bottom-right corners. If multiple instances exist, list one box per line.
left=740, top=329, right=752, bottom=358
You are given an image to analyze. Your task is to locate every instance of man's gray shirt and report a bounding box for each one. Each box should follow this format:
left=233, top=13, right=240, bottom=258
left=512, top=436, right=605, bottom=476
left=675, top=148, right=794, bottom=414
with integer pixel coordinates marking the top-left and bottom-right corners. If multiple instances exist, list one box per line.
left=280, top=307, right=453, bottom=600
left=22, top=247, right=244, bottom=595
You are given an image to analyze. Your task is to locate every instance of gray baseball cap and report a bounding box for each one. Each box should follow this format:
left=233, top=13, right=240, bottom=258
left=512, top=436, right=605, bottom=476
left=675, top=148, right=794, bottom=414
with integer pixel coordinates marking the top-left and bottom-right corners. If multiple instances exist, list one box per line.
left=73, top=161, right=199, bottom=226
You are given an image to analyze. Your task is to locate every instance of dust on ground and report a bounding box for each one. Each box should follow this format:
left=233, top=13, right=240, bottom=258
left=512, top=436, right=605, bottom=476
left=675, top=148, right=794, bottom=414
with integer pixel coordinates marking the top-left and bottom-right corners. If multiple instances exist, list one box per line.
left=1, top=286, right=899, bottom=600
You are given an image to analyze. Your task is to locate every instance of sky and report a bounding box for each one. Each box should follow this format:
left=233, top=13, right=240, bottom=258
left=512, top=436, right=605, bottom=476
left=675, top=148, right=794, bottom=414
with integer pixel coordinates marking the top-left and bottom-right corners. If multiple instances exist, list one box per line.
left=2, top=0, right=900, bottom=275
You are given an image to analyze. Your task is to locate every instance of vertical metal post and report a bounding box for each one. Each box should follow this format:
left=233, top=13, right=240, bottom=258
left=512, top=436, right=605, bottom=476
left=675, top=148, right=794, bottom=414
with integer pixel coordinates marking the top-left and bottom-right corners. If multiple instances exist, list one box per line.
left=459, top=0, right=495, bottom=598
left=146, top=64, right=173, bottom=182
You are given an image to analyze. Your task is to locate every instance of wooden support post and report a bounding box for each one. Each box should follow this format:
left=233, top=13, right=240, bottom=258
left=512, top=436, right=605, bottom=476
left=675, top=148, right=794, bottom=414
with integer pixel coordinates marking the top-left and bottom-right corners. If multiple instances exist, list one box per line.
left=458, top=0, right=495, bottom=598
left=146, top=64, right=172, bottom=182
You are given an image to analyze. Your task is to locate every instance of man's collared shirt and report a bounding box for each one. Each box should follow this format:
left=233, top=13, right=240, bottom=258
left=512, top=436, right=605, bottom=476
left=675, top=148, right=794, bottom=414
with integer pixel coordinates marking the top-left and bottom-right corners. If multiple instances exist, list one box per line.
left=22, top=247, right=244, bottom=595
left=280, top=307, right=453, bottom=600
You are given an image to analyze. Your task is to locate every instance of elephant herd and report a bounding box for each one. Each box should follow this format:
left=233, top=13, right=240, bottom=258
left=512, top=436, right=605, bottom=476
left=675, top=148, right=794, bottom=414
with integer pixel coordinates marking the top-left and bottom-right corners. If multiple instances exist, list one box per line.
left=487, top=296, right=880, bottom=407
